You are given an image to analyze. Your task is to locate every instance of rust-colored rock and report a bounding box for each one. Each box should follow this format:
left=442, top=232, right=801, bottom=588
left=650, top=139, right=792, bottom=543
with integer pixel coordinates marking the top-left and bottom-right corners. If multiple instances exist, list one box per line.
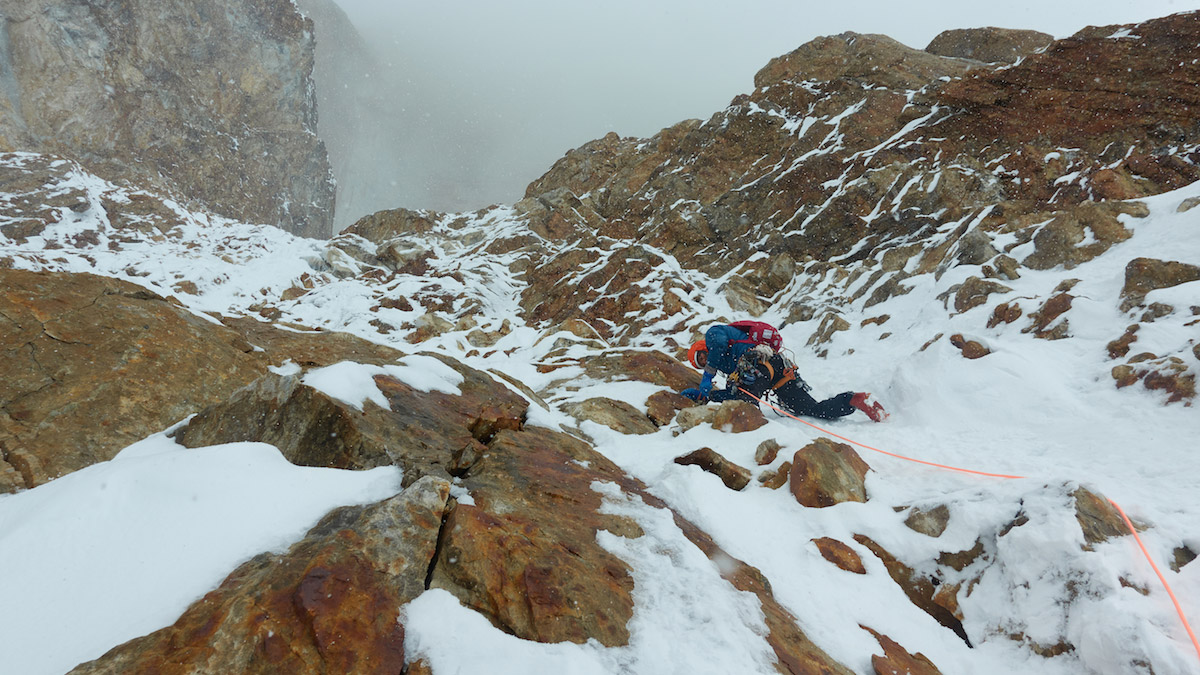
left=175, top=357, right=528, bottom=486
left=862, top=625, right=943, bottom=675
left=987, top=301, right=1023, bottom=328
left=645, top=390, right=696, bottom=426
left=949, top=334, right=991, bottom=359
left=70, top=477, right=451, bottom=675
left=813, top=537, right=867, bottom=574
left=854, top=535, right=969, bottom=644
left=788, top=438, right=871, bottom=508
left=712, top=400, right=769, bottom=432
left=1024, top=292, right=1073, bottom=339
left=904, top=504, right=951, bottom=538
left=755, top=439, right=783, bottom=465
left=953, top=276, right=1012, bottom=314
left=1107, top=325, right=1140, bottom=359
left=565, top=397, right=658, bottom=435
left=925, top=27, right=1053, bottom=64
left=757, top=462, right=792, bottom=490
left=675, top=447, right=752, bottom=491
left=1119, top=257, right=1200, bottom=312
left=579, top=350, right=701, bottom=391
left=0, top=269, right=267, bottom=490
left=1073, top=486, right=1130, bottom=549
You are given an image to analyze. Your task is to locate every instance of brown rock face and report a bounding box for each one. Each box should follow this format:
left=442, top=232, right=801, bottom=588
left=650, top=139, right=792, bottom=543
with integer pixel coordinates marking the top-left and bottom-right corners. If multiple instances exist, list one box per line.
left=174, top=357, right=529, bottom=486
left=925, top=27, right=1053, bottom=64
left=0, top=0, right=333, bottom=237
left=1119, top=257, right=1200, bottom=311
left=70, top=476, right=450, bottom=675
left=863, top=625, right=944, bottom=675
left=949, top=334, right=991, bottom=359
left=0, top=269, right=266, bottom=490
left=813, top=537, right=867, bottom=574
left=789, top=437, right=871, bottom=508
left=565, top=397, right=658, bottom=435
left=712, top=399, right=769, bottom=432
left=430, top=427, right=637, bottom=647
left=674, top=447, right=752, bottom=491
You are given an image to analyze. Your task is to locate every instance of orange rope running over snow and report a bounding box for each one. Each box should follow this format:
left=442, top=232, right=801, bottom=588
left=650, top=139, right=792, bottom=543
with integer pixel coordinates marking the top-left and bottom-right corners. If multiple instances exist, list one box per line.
left=737, top=386, right=1200, bottom=662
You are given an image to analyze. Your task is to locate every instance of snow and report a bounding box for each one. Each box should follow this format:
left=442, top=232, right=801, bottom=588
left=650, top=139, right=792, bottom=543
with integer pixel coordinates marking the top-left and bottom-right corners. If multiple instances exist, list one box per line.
left=0, top=432, right=402, bottom=675
left=0, top=158, right=1198, bottom=674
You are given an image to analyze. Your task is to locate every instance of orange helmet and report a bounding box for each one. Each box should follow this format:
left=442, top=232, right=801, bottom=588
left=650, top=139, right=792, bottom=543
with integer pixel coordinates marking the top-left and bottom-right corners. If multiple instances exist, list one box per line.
left=687, top=340, right=708, bottom=368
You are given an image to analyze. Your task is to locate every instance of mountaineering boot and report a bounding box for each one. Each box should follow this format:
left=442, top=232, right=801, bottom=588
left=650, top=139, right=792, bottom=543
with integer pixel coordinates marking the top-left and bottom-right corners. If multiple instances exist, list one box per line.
left=850, top=392, right=888, bottom=422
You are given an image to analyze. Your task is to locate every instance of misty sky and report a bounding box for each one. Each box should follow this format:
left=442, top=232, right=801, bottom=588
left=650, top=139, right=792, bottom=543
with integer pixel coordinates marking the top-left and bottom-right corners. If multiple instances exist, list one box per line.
left=323, top=0, right=1193, bottom=223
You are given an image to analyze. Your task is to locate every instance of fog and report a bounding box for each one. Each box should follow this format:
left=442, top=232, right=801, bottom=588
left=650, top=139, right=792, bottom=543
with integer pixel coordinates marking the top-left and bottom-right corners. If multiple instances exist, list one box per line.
left=313, top=0, right=1191, bottom=228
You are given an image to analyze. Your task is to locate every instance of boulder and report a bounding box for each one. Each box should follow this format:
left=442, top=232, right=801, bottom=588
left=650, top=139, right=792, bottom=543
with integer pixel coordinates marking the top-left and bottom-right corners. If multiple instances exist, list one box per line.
left=565, top=397, right=658, bottom=435
left=1119, top=257, right=1200, bottom=312
left=925, top=27, right=1053, bottom=64
left=712, top=400, right=769, bottom=433
left=70, top=477, right=451, bottom=674
left=953, top=276, right=1012, bottom=313
left=674, top=447, right=752, bottom=491
left=645, top=390, right=696, bottom=426
left=755, top=439, right=783, bottom=465
left=904, top=504, right=952, bottom=538
left=174, top=357, right=528, bottom=486
left=0, top=269, right=267, bottom=490
left=788, top=438, right=871, bottom=508
left=949, top=334, right=991, bottom=359
left=812, top=537, right=866, bottom=574
left=854, top=535, right=969, bottom=644
left=580, top=350, right=700, bottom=390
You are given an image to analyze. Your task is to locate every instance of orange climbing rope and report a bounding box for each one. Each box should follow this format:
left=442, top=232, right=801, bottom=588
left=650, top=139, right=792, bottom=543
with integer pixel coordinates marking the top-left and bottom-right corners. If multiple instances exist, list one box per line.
left=737, top=387, right=1200, bottom=663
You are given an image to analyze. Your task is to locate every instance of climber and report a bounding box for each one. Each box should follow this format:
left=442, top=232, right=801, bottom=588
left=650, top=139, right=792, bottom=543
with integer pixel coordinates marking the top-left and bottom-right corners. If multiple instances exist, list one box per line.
left=680, top=323, right=887, bottom=422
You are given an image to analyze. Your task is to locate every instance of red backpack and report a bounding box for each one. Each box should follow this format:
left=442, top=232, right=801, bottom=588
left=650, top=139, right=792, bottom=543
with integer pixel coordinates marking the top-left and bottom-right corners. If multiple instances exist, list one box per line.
left=729, top=320, right=783, bottom=351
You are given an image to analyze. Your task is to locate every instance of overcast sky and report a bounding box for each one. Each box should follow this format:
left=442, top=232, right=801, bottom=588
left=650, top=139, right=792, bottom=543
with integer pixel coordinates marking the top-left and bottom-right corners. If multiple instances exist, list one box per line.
left=323, top=0, right=1194, bottom=221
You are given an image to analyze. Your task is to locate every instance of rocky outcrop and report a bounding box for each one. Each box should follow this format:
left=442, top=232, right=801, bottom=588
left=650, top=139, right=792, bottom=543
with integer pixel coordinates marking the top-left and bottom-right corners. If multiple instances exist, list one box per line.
left=789, top=437, right=872, bottom=507
left=0, top=269, right=267, bottom=489
left=70, top=476, right=450, bottom=674
left=0, top=0, right=334, bottom=237
left=925, top=27, right=1053, bottom=64
left=174, top=357, right=529, bottom=486
left=488, top=13, right=1200, bottom=338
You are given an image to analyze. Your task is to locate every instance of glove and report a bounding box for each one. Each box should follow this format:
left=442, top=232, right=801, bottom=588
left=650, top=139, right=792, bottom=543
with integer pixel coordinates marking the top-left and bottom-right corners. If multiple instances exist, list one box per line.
left=698, top=371, right=714, bottom=397
left=681, top=387, right=707, bottom=402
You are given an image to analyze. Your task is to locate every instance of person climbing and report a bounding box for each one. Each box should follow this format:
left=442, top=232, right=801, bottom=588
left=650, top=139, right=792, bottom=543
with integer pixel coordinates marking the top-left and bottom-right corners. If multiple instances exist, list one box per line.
left=680, top=323, right=887, bottom=422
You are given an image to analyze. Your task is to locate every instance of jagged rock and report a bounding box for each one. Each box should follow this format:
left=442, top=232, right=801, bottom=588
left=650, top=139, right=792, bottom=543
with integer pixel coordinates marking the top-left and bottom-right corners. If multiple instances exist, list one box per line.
left=1112, top=357, right=1196, bottom=403
left=712, top=400, right=769, bottom=432
left=953, top=276, right=1012, bottom=313
left=0, top=0, right=333, bottom=237
left=1018, top=203, right=1140, bottom=270
left=755, top=32, right=971, bottom=91
left=788, top=437, right=871, bottom=508
left=1119, top=257, right=1200, bottom=312
left=904, top=504, right=951, bottom=537
left=673, top=405, right=717, bottom=432
left=925, top=27, right=1053, bottom=64
left=1107, top=325, right=1140, bottom=359
left=580, top=350, right=700, bottom=391
left=949, top=334, right=991, bottom=359
left=757, top=462, right=792, bottom=490
left=645, top=391, right=695, bottom=426
left=1072, top=486, right=1130, bottom=549
left=431, top=423, right=853, bottom=672
left=70, top=477, right=450, bottom=674
left=1024, top=293, right=1073, bottom=339
left=174, top=357, right=528, bottom=486
left=755, top=439, right=783, bottom=465
left=221, top=315, right=406, bottom=368
left=0, top=269, right=267, bottom=490
left=674, top=447, right=752, bottom=491
left=987, top=301, right=1023, bottom=328
left=808, top=312, right=851, bottom=348
left=1173, top=546, right=1198, bottom=573
left=565, top=397, right=658, bottom=435
left=863, top=626, right=943, bottom=675
left=812, top=537, right=866, bottom=574
left=854, top=535, right=969, bottom=645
